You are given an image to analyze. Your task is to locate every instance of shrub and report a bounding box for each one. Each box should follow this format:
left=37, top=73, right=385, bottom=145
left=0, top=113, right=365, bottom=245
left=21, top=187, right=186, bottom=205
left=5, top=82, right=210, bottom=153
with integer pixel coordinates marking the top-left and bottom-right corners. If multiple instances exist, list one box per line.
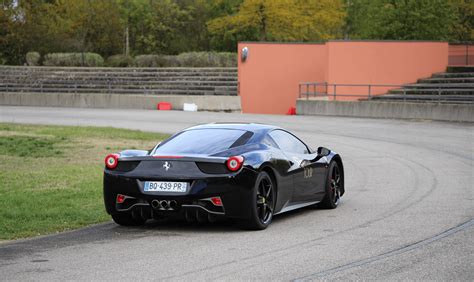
left=220, top=52, right=237, bottom=67
left=176, top=52, right=237, bottom=67
left=43, top=53, right=104, bottom=67
left=106, top=54, right=133, bottom=67
left=26, top=52, right=41, bottom=66
left=133, top=55, right=163, bottom=67
left=132, top=52, right=236, bottom=67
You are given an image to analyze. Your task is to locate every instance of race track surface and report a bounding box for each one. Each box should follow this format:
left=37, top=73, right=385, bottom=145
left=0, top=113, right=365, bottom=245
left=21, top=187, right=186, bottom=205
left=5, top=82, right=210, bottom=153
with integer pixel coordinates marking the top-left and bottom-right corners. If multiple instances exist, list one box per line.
left=0, top=106, right=473, bottom=280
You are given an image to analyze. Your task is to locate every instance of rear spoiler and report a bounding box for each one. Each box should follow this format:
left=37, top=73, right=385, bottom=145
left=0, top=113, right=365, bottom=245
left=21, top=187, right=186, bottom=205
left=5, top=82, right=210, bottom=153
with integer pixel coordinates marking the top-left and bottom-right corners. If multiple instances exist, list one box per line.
left=118, top=155, right=228, bottom=164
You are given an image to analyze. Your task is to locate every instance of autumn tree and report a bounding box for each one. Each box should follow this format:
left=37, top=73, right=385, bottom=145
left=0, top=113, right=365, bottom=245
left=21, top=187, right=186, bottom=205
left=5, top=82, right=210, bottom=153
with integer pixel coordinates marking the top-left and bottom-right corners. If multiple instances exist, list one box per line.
left=207, top=0, right=346, bottom=51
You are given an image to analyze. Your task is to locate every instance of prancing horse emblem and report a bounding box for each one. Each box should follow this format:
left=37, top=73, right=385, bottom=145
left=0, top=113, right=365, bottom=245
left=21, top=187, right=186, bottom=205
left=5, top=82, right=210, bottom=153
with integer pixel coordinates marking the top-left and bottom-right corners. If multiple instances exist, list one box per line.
left=163, top=161, right=171, bottom=171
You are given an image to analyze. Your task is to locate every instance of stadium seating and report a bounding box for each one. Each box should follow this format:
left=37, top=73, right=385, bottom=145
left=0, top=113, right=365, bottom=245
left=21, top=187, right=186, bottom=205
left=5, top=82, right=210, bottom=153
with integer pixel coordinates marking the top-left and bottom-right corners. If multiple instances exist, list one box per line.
left=0, top=66, right=237, bottom=96
left=371, top=66, right=474, bottom=104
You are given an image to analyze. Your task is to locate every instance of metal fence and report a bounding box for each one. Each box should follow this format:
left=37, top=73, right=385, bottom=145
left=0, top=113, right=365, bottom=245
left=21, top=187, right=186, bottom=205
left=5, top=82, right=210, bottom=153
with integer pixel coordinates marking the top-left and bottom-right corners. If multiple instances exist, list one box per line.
left=299, top=82, right=474, bottom=104
left=299, top=82, right=403, bottom=99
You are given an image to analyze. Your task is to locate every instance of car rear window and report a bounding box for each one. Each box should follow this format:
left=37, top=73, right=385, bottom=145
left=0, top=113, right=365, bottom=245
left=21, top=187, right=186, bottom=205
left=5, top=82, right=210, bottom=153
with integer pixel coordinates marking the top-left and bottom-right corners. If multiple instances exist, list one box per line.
left=154, top=129, right=252, bottom=155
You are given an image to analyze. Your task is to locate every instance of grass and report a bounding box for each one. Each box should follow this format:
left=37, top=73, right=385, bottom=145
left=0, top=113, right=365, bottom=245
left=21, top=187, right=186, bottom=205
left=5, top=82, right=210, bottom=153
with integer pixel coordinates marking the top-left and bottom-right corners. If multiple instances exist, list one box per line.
left=0, top=123, right=169, bottom=240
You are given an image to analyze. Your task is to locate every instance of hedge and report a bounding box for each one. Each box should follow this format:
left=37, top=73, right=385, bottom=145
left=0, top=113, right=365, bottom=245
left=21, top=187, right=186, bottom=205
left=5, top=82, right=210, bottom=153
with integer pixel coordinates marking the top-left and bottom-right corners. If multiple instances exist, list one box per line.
left=26, top=52, right=41, bottom=66
left=37, top=52, right=236, bottom=67
left=106, top=54, right=133, bottom=67
left=43, top=53, right=104, bottom=67
left=132, top=55, right=177, bottom=67
left=133, top=52, right=236, bottom=67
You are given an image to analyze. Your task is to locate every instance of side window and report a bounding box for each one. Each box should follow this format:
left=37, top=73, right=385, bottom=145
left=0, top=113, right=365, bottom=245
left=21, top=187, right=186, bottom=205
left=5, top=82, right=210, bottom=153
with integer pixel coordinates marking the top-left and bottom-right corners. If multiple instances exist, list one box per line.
left=262, top=135, right=279, bottom=148
left=268, top=130, right=309, bottom=154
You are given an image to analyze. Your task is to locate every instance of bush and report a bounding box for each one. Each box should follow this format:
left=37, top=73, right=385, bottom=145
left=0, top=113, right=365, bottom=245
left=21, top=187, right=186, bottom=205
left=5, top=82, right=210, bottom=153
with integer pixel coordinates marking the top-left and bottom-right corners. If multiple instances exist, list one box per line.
left=176, top=52, right=236, bottom=67
left=132, top=52, right=236, bottom=67
left=106, top=55, right=133, bottom=67
left=132, top=55, right=178, bottom=67
left=43, top=53, right=104, bottom=67
left=217, top=52, right=237, bottom=67
left=26, top=52, right=41, bottom=66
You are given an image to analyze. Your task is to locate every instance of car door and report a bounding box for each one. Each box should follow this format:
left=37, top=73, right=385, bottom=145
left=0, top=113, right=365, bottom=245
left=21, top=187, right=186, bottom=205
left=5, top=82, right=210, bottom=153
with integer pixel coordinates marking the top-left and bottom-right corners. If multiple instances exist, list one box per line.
left=268, top=130, right=326, bottom=203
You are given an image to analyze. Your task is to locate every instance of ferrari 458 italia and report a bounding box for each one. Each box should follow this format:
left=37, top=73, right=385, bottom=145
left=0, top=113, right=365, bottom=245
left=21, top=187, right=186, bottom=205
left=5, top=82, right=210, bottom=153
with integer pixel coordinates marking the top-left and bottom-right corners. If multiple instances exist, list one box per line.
left=103, top=123, right=344, bottom=230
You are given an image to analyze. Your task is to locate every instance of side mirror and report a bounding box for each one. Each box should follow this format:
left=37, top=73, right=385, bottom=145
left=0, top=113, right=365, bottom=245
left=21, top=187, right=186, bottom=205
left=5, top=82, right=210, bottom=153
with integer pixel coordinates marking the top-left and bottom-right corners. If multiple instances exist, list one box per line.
left=317, top=147, right=331, bottom=157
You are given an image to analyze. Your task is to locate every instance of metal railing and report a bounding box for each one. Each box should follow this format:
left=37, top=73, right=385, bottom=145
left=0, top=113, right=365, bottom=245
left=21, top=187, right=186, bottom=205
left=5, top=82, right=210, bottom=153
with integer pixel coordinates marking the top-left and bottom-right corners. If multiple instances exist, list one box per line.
left=299, top=82, right=405, bottom=99
left=298, top=82, right=474, bottom=104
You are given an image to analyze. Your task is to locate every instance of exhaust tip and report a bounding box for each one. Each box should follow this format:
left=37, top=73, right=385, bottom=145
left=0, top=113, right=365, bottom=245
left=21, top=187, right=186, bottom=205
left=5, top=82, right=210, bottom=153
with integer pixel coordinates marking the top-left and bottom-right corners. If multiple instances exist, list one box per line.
left=151, top=199, right=160, bottom=209
left=169, top=200, right=178, bottom=209
left=160, top=200, right=169, bottom=209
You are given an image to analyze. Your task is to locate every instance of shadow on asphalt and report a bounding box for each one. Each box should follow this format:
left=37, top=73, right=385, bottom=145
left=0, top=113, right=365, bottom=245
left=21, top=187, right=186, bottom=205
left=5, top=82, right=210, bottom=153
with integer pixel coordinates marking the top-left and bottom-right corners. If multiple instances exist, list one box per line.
left=0, top=205, right=322, bottom=262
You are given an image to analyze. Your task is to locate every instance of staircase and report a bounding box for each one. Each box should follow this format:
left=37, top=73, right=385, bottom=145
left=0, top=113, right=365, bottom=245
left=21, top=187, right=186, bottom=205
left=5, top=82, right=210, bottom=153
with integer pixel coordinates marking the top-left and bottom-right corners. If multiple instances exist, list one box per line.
left=371, top=66, right=474, bottom=104
left=0, top=66, right=238, bottom=96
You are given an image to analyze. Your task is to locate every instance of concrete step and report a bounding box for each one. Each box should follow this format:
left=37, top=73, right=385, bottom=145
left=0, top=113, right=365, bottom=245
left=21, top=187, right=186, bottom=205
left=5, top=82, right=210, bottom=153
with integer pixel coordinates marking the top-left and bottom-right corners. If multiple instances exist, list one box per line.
left=0, top=84, right=238, bottom=92
left=0, top=87, right=236, bottom=95
left=0, top=80, right=237, bottom=87
left=0, top=77, right=239, bottom=85
left=447, top=66, right=474, bottom=73
left=432, top=72, right=474, bottom=78
left=403, top=83, right=474, bottom=89
left=372, top=94, right=474, bottom=103
left=418, top=77, right=474, bottom=84
left=389, top=88, right=474, bottom=95
left=0, top=72, right=238, bottom=79
left=0, top=66, right=238, bottom=73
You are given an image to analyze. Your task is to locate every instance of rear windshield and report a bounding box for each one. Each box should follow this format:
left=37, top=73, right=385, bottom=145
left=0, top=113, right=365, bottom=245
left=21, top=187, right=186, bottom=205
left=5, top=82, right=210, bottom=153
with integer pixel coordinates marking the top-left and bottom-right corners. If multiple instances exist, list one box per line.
left=154, top=129, right=251, bottom=155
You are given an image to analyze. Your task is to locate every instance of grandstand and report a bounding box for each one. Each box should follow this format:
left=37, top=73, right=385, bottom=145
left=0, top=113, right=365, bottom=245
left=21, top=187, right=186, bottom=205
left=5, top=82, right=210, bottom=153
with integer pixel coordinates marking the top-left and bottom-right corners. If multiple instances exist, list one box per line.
left=0, top=66, right=237, bottom=96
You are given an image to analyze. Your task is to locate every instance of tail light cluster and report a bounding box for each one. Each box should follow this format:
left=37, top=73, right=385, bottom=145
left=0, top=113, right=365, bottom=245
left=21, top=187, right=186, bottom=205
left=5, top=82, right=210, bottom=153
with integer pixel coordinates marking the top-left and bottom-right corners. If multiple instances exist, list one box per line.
left=106, top=154, right=243, bottom=172
left=105, top=154, right=120, bottom=169
left=226, top=156, right=244, bottom=172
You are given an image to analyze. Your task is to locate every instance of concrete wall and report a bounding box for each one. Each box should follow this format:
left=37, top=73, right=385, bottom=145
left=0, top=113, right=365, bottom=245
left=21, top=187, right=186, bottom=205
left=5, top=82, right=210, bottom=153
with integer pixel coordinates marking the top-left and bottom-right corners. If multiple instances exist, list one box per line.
left=238, top=42, right=327, bottom=114
left=297, top=99, right=473, bottom=122
left=326, top=41, right=448, bottom=99
left=0, top=93, right=241, bottom=112
left=238, top=41, right=449, bottom=114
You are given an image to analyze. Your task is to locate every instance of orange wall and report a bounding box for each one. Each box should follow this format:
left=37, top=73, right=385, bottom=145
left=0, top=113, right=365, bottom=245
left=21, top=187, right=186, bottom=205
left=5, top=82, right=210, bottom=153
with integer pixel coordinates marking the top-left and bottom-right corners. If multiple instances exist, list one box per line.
left=238, top=41, right=449, bottom=114
left=326, top=41, right=448, bottom=100
left=238, top=43, right=327, bottom=114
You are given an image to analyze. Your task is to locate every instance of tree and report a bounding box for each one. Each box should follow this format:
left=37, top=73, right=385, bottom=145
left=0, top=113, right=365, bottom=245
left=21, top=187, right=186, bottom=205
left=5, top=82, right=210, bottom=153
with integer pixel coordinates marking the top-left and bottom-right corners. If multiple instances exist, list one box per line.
left=116, top=0, right=189, bottom=55
left=450, top=0, right=473, bottom=42
left=45, top=0, right=123, bottom=56
left=207, top=0, right=346, bottom=51
left=345, top=0, right=461, bottom=41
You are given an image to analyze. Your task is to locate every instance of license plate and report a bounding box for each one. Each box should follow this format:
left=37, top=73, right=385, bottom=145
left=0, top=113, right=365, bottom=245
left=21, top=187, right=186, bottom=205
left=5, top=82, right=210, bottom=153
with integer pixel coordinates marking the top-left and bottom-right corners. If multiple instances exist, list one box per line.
left=144, top=181, right=187, bottom=193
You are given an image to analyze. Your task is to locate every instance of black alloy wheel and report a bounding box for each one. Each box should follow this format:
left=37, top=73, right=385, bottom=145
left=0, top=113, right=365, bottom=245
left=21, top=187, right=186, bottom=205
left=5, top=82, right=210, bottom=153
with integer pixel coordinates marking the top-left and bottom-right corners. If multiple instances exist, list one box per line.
left=321, top=161, right=342, bottom=209
left=242, top=171, right=275, bottom=230
left=257, top=175, right=274, bottom=224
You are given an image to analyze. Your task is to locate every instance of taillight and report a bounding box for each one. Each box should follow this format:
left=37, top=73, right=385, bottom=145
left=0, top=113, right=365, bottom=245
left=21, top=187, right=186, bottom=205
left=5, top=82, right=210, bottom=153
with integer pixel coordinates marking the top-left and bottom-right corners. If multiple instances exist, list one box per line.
left=116, top=194, right=125, bottom=204
left=226, top=156, right=244, bottom=172
left=105, top=154, right=120, bottom=169
left=210, top=197, right=223, bottom=206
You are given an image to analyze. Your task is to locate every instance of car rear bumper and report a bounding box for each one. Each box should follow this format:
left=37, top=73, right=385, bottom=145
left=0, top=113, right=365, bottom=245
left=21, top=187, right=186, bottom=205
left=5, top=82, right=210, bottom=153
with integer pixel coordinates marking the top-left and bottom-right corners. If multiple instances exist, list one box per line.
left=103, top=167, right=258, bottom=219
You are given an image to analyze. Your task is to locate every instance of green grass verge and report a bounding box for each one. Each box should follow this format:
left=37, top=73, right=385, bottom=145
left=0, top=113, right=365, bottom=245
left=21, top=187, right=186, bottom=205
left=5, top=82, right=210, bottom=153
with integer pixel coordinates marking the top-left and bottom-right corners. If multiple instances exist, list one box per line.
left=0, top=123, right=169, bottom=240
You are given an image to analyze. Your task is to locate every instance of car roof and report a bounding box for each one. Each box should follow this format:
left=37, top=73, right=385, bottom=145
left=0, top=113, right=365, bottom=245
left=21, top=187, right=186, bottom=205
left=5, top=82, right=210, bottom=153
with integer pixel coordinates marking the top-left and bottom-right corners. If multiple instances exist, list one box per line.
left=185, top=123, right=281, bottom=134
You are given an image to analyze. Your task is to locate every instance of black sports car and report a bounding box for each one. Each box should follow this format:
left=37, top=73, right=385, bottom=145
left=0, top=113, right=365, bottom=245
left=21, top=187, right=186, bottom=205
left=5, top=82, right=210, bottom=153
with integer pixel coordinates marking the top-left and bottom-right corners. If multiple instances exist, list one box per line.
left=103, top=123, right=344, bottom=230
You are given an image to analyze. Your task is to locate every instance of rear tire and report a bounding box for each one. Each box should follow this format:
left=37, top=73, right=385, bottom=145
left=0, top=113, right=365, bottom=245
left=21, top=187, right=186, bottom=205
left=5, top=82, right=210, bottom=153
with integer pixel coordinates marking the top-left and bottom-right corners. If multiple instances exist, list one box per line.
left=320, top=161, right=343, bottom=209
left=241, top=171, right=275, bottom=230
left=111, top=212, right=146, bottom=226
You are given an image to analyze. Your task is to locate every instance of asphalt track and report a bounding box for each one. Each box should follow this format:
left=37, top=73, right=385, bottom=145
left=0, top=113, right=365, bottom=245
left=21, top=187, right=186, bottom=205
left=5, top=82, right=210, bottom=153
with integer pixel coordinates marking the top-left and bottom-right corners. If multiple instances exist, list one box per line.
left=0, top=106, right=472, bottom=280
